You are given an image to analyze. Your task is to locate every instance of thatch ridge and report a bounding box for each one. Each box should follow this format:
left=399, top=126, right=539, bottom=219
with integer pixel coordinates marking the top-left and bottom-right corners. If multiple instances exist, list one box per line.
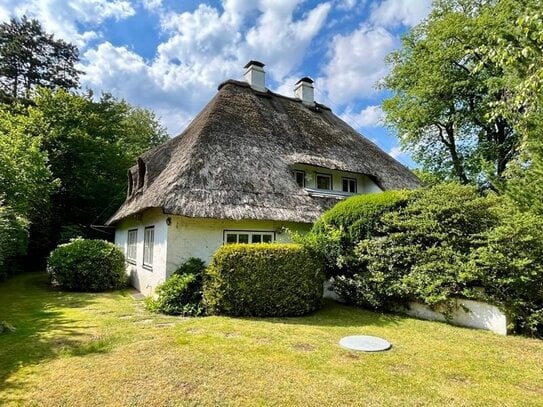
left=107, top=81, right=419, bottom=225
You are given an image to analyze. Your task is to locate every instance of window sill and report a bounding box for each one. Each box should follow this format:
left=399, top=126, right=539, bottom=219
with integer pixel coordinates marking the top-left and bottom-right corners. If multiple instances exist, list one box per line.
left=126, top=259, right=136, bottom=265
left=142, top=264, right=153, bottom=271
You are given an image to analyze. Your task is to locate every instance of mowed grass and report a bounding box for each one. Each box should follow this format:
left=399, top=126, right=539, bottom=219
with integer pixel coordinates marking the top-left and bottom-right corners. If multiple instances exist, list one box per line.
left=0, top=273, right=542, bottom=406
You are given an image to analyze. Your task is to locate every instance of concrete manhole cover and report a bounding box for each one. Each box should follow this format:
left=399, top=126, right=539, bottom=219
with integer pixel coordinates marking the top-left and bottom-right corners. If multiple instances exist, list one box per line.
left=339, top=335, right=392, bottom=352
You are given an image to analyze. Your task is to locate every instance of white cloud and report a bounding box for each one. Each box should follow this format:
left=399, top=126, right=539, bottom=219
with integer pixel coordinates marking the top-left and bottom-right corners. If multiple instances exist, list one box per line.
left=388, top=145, right=406, bottom=160
left=342, top=104, right=383, bottom=127
left=79, top=1, right=332, bottom=134
left=370, top=0, right=432, bottom=28
left=321, top=24, right=398, bottom=105
left=0, top=0, right=135, bottom=46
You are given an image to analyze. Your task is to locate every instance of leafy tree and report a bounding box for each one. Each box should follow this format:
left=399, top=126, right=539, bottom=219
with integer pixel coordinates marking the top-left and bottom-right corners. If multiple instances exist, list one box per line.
left=25, top=88, right=168, bottom=257
left=477, top=0, right=543, bottom=213
left=0, top=104, right=53, bottom=217
left=382, top=0, right=519, bottom=189
left=0, top=16, right=80, bottom=101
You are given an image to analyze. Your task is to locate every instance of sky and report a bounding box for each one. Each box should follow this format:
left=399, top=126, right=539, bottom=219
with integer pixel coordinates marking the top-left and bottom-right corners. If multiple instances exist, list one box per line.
left=0, top=0, right=432, bottom=167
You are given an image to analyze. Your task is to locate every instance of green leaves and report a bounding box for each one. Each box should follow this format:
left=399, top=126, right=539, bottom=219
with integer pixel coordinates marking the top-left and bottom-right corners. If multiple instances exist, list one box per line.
left=382, top=0, right=519, bottom=187
left=204, top=244, right=324, bottom=317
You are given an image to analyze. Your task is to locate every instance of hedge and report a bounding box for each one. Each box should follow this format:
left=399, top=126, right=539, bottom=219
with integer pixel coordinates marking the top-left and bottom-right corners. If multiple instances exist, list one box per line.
left=304, top=190, right=411, bottom=277
left=203, top=243, right=324, bottom=317
left=47, top=238, right=127, bottom=291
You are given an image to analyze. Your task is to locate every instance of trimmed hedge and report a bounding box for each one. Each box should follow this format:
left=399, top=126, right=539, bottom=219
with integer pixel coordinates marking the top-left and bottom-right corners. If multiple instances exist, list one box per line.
left=305, top=190, right=411, bottom=277
left=47, top=238, right=127, bottom=291
left=204, top=243, right=324, bottom=317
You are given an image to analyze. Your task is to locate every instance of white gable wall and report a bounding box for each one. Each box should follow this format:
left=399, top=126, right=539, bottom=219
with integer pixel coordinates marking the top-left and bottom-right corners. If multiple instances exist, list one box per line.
left=114, top=208, right=169, bottom=295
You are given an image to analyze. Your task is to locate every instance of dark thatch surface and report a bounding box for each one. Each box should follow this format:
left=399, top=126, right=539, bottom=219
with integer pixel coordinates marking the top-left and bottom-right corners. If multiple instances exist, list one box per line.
left=107, top=80, right=419, bottom=225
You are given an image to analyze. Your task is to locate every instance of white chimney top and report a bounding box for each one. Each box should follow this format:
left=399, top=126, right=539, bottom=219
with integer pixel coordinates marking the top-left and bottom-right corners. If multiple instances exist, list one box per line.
left=244, top=60, right=266, bottom=92
left=294, top=77, right=315, bottom=106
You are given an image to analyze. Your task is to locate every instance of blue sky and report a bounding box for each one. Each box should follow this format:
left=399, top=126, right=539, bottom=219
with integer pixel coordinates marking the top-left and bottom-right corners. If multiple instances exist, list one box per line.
left=0, top=0, right=432, bottom=167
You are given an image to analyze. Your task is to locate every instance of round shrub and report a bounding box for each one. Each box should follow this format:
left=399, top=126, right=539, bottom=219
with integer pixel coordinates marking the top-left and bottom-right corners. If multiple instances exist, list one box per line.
left=145, top=257, right=205, bottom=316
left=204, top=243, right=324, bottom=317
left=305, top=190, right=411, bottom=277
left=47, top=238, right=127, bottom=291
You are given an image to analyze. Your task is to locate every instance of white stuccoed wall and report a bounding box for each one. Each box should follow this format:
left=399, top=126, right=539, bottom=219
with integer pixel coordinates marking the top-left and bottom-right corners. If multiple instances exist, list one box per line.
left=166, top=216, right=311, bottom=275
left=115, top=211, right=312, bottom=295
left=402, top=300, right=508, bottom=335
left=114, top=208, right=169, bottom=296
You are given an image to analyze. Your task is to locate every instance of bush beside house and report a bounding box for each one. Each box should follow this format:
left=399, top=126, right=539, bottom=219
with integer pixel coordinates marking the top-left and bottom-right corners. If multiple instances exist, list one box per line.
left=145, top=258, right=205, bottom=316
left=309, top=183, right=543, bottom=337
left=204, top=244, right=324, bottom=317
left=47, top=238, right=126, bottom=291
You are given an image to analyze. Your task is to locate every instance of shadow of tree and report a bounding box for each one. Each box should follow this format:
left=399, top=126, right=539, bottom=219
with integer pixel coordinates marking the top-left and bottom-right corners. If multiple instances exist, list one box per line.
left=0, top=272, right=105, bottom=399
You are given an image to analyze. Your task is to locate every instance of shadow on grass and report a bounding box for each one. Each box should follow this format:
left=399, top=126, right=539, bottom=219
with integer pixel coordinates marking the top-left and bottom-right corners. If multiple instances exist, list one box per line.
left=236, top=300, right=401, bottom=329
left=0, top=272, right=106, bottom=400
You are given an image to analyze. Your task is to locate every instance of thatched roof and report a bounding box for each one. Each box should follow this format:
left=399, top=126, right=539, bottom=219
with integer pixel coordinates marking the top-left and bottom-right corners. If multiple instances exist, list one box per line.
left=107, top=79, right=419, bottom=225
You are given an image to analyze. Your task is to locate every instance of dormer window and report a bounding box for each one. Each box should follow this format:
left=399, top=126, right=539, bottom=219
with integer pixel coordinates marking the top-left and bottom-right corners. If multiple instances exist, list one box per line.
left=127, top=170, right=134, bottom=196
left=294, top=170, right=305, bottom=187
left=342, top=177, right=357, bottom=193
left=316, top=173, right=332, bottom=190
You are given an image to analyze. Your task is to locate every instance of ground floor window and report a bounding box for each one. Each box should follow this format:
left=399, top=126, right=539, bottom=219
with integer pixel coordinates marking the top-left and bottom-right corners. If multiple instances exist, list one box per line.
left=224, top=230, right=275, bottom=244
left=143, top=226, right=154, bottom=268
left=127, top=229, right=137, bottom=263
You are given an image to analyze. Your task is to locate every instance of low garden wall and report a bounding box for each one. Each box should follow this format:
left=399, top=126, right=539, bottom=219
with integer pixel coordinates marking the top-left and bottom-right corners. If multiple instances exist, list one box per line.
left=323, top=281, right=508, bottom=335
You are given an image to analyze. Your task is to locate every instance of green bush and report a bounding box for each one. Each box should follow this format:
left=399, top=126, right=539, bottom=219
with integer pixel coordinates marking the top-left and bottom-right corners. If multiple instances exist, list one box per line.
left=305, top=190, right=411, bottom=277
left=145, top=258, right=205, bottom=316
left=47, top=238, right=127, bottom=291
left=0, top=204, right=28, bottom=281
left=204, top=244, right=324, bottom=317
left=332, top=183, right=500, bottom=311
left=469, top=205, right=543, bottom=337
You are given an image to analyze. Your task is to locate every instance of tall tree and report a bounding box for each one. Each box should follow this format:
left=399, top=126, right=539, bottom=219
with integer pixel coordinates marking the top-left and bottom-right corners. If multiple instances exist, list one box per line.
left=0, top=16, right=80, bottom=101
left=382, top=0, right=519, bottom=189
left=25, top=89, right=168, bottom=256
left=479, top=0, right=543, bottom=212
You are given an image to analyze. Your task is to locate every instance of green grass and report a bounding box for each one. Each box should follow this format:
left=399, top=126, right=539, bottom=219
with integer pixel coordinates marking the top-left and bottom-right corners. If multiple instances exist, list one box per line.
left=1, top=273, right=542, bottom=406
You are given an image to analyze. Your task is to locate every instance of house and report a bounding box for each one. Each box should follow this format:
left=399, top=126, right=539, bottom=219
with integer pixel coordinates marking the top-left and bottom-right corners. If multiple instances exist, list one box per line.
left=107, top=61, right=419, bottom=295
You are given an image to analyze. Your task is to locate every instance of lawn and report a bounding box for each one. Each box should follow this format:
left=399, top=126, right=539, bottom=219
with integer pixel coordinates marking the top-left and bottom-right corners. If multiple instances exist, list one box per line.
left=0, top=273, right=542, bottom=406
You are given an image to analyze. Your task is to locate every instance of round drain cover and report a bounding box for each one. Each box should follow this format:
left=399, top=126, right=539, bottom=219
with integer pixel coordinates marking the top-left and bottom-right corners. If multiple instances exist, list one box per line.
left=339, top=335, right=391, bottom=352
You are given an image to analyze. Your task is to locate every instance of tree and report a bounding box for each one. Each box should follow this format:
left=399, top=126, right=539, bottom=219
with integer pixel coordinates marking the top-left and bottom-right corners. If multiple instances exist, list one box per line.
left=382, top=0, right=519, bottom=189
left=25, top=88, right=168, bottom=256
left=0, top=16, right=80, bottom=101
left=477, top=0, right=543, bottom=213
left=0, top=104, right=53, bottom=217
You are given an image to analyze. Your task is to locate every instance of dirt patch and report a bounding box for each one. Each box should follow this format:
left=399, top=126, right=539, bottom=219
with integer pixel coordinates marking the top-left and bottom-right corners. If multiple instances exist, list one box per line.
left=292, top=343, right=315, bottom=352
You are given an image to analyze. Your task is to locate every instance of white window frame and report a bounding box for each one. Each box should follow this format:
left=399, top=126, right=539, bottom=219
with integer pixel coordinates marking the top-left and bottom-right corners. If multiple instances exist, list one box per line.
left=294, top=170, right=305, bottom=188
left=223, top=230, right=275, bottom=245
left=342, top=177, right=357, bottom=193
left=316, top=173, right=333, bottom=191
left=143, top=226, right=154, bottom=269
left=126, top=229, right=138, bottom=263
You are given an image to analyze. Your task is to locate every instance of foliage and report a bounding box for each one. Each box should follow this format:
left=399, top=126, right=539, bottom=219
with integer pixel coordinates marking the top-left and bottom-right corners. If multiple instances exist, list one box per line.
left=0, top=16, right=80, bottom=101
left=21, top=88, right=168, bottom=259
left=304, top=190, right=410, bottom=277
left=145, top=258, right=206, bottom=316
left=47, top=238, right=127, bottom=292
left=477, top=0, right=543, bottom=214
left=332, top=183, right=500, bottom=311
left=0, top=204, right=28, bottom=281
left=469, top=204, right=543, bottom=337
left=0, top=104, right=53, bottom=218
left=382, top=0, right=519, bottom=188
left=204, top=244, right=324, bottom=317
